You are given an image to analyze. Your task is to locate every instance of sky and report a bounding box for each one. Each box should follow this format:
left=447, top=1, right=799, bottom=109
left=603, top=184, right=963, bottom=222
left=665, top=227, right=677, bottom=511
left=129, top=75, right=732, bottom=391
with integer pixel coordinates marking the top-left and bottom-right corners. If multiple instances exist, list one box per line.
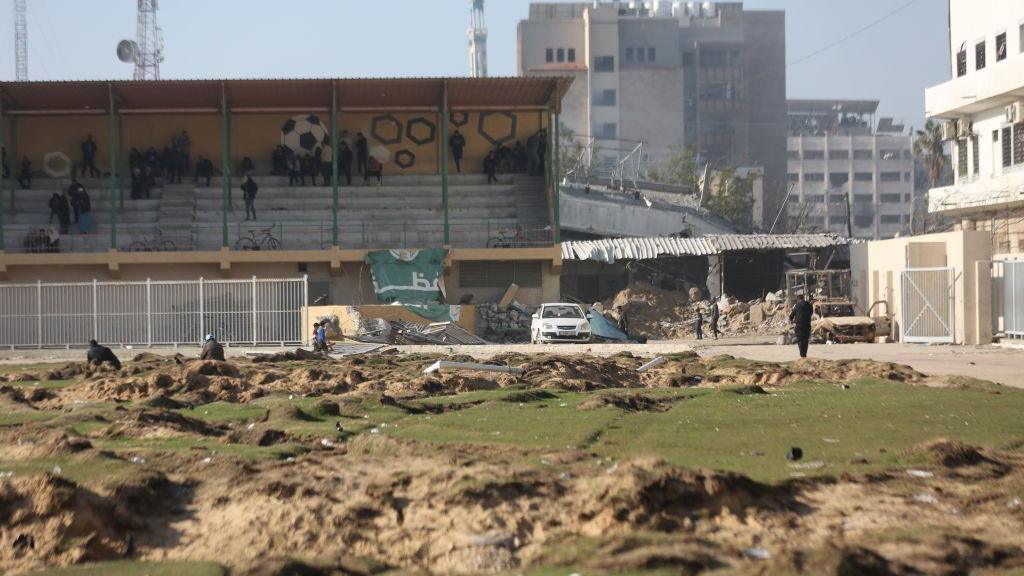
left=0, top=0, right=949, bottom=128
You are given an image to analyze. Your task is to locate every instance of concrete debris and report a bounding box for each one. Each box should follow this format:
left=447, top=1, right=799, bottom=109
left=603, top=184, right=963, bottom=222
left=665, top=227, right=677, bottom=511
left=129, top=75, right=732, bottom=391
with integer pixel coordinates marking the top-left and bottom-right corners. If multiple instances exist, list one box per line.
left=356, top=319, right=489, bottom=346
left=636, top=357, right=668, bottom=373
left=423, top=361, right=525, bottom=376
left=477, top=302, right=533, bottom=343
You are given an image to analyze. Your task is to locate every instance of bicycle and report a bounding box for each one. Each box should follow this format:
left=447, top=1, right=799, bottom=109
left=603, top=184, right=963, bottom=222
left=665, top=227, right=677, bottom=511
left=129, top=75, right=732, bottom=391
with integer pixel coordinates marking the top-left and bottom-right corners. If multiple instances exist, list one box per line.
left=235, top=224, right=281, bottom=251
left=127, top=228, right=176, bottom=252
left=487, top=226, right=526, bottom=248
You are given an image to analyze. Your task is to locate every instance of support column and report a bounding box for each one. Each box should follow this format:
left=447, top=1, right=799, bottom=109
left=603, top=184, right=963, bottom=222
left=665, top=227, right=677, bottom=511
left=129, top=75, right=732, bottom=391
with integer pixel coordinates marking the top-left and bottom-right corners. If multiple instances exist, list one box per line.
left=553, top=111, right=561, bottom=243
left=441, top=80, right=450, bottom=246
left=220, top=84, right=230, bottom=248
left=0, top=97, right=5, bottom=251
left=331, top=82, right=339, bottom=247
left=108, top=84, right=118, bottom=251
left=8, top=115, right=16, bottom=214
left=117, top=114, right=125, bottom=210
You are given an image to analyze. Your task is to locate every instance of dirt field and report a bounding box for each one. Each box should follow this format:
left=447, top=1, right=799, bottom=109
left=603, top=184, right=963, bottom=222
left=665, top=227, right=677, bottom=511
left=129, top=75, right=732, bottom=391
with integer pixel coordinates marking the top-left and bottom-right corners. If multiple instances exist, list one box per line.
left=2, top=347, right=1024, bottom=575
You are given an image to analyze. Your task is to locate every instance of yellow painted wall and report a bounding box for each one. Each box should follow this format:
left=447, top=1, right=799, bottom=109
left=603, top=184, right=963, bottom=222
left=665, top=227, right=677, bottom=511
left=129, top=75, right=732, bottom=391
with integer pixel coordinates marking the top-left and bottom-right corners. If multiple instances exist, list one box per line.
left=17, top=115, right=110, bottom=171
left=446, top=110, right=546, bottom=174
left=123, top=114, right=221, bottom=168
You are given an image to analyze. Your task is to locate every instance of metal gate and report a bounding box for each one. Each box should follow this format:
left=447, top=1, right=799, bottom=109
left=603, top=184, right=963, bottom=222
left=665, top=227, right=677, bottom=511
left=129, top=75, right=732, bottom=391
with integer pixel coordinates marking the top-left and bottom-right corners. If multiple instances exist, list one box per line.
left=1005, top=260, right=1024, bottom=339
left=0, top=277, right=308, bottom=348
left=901, top=267, right=955, bottom=343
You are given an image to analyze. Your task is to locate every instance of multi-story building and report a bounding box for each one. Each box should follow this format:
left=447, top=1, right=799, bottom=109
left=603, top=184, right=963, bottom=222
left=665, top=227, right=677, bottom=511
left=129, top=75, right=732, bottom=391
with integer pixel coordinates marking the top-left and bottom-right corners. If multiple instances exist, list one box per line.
left=517, top=1, right=787, bottom=227
left=925, top=0, right=1024, bottom=255
left=786, top=99, right=914, bottom=240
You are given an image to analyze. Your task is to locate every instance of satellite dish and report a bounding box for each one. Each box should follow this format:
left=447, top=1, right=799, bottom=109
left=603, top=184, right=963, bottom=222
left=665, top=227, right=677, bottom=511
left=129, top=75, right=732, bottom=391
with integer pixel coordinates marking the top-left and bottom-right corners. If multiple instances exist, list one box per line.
left=117, top=40, right=138, bottom=64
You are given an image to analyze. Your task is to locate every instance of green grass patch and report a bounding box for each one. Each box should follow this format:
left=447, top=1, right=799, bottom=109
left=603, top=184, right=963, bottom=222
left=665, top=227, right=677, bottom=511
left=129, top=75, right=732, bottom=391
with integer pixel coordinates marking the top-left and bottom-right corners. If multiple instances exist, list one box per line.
left=28, top=560, right=226, bottom=576
left=89, top=436, right=304, bottom=462
left=5, top=379, right=76, bottom=390
left=0, top=453, right=134, bottom=484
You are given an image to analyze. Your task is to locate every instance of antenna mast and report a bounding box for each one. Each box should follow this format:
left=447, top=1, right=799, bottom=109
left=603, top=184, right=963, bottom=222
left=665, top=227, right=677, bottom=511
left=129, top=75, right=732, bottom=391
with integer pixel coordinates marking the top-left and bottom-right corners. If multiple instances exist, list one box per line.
left=14, top=0, right=28, bottom=80
left=468, top=0, right=488, bottom=78
left=134, top=0, right=164, bottom=80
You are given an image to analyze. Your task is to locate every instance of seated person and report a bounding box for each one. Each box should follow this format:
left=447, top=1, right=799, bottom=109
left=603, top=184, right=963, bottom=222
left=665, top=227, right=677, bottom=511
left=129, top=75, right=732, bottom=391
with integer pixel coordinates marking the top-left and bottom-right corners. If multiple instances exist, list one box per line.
left=365, top=156, right=383, bottom=185
left=87, top=340, right=122, bottom=370
left=200, top=334, right=225, bottom=361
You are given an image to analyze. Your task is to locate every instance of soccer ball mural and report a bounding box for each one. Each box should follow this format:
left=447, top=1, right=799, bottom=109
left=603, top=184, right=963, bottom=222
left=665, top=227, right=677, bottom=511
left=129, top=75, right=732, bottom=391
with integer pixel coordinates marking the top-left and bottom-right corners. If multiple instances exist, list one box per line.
left=281, top=115, right=329, bottom=156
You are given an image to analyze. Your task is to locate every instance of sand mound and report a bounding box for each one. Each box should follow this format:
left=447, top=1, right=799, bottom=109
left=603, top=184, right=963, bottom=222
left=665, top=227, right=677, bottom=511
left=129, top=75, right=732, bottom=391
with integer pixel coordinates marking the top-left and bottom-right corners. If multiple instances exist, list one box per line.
left=97, top=409, right=226, bottom=439
left=577, top=392, right=676, bottom=412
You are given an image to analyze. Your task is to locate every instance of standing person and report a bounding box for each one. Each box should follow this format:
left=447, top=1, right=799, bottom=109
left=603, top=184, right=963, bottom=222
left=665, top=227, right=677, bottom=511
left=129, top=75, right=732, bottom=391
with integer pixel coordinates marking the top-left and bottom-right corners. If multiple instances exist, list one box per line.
left=200, top=334, right=226, bottom=361
left=17, top=156, right=32, bottom=189
left=789, top=294, right=814, bottom=358
left=48, top=192, right=63, bottom=224
left=80, top=135, right=99, bottom=178
left=176, top=130, right=192, bottom=173
left=338, top=142, right=353, bottom=186
left=693, top=308, right=704, bottom=340
left=316, top=322, right=330, bottom=353
left=355, top=132, right=369, bottom=177
left=449, top=129, right=466, bottom=173
left=56, top=191, right=71, bottom=234
left=512, top=141, right=526, bottom=173
left=311, top=322, right=323, bottom=353
left=196, top=156, right=214, bottom=187
left=526, top=131, right=541, bottom=176
left=365, top=156, right=383, bottom=186
left=320, top=143, right=333, bottom=185
left=287, top=151, right=303, bottom=186
left=67, top=180, right=84, bottom=224
left=483, top=150, right=498, bottom=184
left=709, top=300, right=721, bottom=340
left=310, top=148, right=323, bottom=187
left=537, top=129, right=548, bottom=176
left=87, top=340, right=122, bottom=370
left=77, top=188, right=93, bottom=234
left=241, top=174, right=258, bottom=221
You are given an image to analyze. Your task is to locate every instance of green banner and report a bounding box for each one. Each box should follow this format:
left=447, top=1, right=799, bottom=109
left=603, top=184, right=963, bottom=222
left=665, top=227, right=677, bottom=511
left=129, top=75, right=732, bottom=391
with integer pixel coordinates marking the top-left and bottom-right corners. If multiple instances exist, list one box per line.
left=367, top=248, right=447, bottom=304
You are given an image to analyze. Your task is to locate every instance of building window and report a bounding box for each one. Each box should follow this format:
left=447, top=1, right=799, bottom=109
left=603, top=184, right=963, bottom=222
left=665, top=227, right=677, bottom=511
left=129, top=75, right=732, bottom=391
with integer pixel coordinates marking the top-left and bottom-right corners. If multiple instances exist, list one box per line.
left=829, top=193, right=847, bottom=204
left=854, top=214, right=874, bottom=229
left=700, top=50, right=729, bottom=67
left=904, top=172, right=911, bottom=182
left=854, top=194, right=874, bottom=204
left=460, top=261, right=542, bottom=288
left=957, top=49, right=967, bottom=77
left=976, top=40, right=986, bottom=70
left=880, top=172, right=901, bottom=183
left=625, top=47, right=634, bottom=62
left=958, top=139, right=969, bottom=181
left=648, top=47, right=656, bottom=62
left=804, top=173, right=825, bottom=182
left=830, top=150, right=849, bottom=160
left=599, top=123, right=617, bottom=139
left=1003, top=127, right=1013, bottom=168
left=881, top=215, right=902, bottom=225
left=997, top=32, right=1007, bottom=61
left=568, top=48, right=576, bottom=63
left=880, top=193, right=901, bottom=203
left=1015, top=123, right=1024, bottom=165
left=1020, top=24, right=1024, bottom=53
left=806, top=195, right=825, bottom=204
left=787, top=150, right=799, bottom=160
left=804, top=150, right=825, bottom=160
left=854, top=172, right=873, bottom=182
left=788, top=173, right=799, bottom=183
left=854, top=150, right=873, bottom=160
left=972, top=135, right=980, bottom=175
left=545, top=48, right=554, bottom=63
left=879, top=149, right=900, bottom=161
left=557, top=48, right=565, bottom=62
left=637, top=47, right=646, bottom=63
left=594, top=56, right=615, bottom=72
left=682, top=52, right=695, bottom=66
left=829, top=173, right=849, bottom=187
left=593, top=89, right=617, bottom=106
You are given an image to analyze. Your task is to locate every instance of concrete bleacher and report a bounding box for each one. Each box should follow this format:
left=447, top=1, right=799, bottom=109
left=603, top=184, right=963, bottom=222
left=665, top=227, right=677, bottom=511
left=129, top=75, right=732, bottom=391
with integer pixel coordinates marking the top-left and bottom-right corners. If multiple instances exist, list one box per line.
left=3, top=173, right=552, bottom=253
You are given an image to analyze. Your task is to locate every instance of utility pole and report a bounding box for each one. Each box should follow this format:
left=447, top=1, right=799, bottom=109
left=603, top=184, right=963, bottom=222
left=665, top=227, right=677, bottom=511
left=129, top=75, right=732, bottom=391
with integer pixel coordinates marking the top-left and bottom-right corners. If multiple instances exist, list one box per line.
left=14, top=0, right=28, bottom=80
left=468, top=0, right=488, bottom=78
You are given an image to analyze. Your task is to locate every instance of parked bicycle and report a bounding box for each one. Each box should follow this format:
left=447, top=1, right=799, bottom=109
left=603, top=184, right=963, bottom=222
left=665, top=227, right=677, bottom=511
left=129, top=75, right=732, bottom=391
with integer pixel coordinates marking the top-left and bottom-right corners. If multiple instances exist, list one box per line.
left=235, top=224, right=281, bottom=251
left=487, top=226, right=527, bottom=248
left=127, top=228, right=176, bottom=252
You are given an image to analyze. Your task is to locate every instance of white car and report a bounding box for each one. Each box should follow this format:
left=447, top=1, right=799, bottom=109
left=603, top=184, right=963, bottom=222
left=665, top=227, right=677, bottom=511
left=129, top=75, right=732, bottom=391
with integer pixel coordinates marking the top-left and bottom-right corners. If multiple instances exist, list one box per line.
left=530, top=303, right=592, bottom=344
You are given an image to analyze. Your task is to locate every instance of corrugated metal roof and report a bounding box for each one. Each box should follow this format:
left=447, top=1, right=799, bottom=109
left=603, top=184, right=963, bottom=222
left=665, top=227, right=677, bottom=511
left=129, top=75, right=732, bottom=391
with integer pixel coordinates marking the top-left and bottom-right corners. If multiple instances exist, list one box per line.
left=561, top=234, right=850, bottom=263
left=0, top=77, right=573, bottom=113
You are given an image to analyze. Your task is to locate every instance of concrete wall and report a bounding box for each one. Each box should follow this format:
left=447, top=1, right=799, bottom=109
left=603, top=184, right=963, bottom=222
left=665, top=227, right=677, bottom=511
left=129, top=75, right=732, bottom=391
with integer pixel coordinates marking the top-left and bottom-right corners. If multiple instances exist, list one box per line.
left=850, top=229, right=994, bottom=345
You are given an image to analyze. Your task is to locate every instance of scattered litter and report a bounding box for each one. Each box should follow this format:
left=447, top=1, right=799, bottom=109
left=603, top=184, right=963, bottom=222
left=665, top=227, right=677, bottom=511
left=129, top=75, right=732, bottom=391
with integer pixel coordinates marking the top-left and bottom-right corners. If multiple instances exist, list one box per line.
left=789, top=461, right=825, bottom=470
left=369, top=428, right=380, bottom=434
left=130, top=456, right=146, bottom=465
left=636, top=356, right=668, bottom=373
left=202, top=457, right=213, bottom=464
left=786, top=447, right=804, bottom=461
left=246, top=423, right=256, bottom=430
left=907, top=469, right=934, bottom=478
left=359, top=319, right=489, bottom=346
left=743, top=547, right=771, bottom=560
left=320, top=438, right=335, bottom=448
left=1009, top=497, right=1022, bottom=509
left=913, top=493, right=939, bottom=505
left=51, top=466, right=62, bottom=475
left=423, top=360, right=524, bottom=375
left=822, top=437, right=840, bottom=443
left=0, top=471, right=13, bottom=479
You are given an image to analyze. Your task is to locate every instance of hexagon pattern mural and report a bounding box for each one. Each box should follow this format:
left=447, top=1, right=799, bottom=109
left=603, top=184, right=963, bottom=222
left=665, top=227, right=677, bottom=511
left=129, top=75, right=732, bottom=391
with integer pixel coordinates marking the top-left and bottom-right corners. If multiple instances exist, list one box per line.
left=406, top=118, right=437, bottom=146
left=394, top=149, right=416, bottom=169
left=371, top=114, right=403, bottom=145
left=449, top=112, right=469, bottom=128
left=477, top=111, right=518, bottom=146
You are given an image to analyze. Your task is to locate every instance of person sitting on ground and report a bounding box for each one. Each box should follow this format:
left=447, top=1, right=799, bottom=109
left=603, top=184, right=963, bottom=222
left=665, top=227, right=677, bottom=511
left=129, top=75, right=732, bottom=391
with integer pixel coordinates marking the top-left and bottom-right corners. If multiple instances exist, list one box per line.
left=200, top=334, right=226, bottom=361
left=87, top=339, right=122, bottom=370
left=365, top=156, right=383, bottom=186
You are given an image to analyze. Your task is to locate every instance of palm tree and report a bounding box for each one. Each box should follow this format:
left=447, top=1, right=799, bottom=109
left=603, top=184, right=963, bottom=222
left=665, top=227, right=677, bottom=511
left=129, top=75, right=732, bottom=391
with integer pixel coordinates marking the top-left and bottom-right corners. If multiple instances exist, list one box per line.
left=914, top=120, right=948, bottom=188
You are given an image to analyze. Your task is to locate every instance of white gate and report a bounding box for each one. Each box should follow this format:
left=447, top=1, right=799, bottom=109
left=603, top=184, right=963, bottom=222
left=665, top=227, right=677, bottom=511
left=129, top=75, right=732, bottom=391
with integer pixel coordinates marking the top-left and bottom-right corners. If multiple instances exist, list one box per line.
left=0, top=277, right=308, bottom=348
left=1005, top=260, right=1024, bottom=339
left=901, top=267, right=955, bottom=343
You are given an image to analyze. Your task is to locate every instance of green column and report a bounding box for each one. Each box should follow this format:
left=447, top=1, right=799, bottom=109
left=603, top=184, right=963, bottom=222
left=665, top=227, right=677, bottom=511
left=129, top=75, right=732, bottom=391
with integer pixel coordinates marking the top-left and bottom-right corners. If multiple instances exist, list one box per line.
left=553, top=111, right=561, bottom=243
left=331, top=82, right=339, bottom=247
left=109, top=87, right=118, bottom=250
left=441, top=81, right=450, bottom=245
left=8, top=115, right=16, bottom=214
left=221, top=87, right=230, bottom=248
left=0, top=98, right=5, bottom=251
left=117, top=114, right=125, bottom=210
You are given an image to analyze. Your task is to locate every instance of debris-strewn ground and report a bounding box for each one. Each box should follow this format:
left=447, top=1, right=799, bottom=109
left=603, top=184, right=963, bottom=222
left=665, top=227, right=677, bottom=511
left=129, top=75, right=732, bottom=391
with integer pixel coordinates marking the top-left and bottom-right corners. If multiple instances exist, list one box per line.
left=2, top=350, right=1024, bottom=575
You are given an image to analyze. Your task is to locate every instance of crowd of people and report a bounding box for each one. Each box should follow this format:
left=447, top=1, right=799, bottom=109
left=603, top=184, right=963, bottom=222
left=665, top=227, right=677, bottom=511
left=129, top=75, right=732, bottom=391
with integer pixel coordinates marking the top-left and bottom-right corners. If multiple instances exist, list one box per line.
left=449, top=128, right=548, bottom=183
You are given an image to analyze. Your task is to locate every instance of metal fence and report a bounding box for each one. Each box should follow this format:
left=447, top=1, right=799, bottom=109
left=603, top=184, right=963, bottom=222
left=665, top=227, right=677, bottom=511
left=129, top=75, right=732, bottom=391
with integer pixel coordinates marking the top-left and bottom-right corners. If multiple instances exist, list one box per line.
left=901, top=267, right=955, bottom=344
left=1003, top=260, right=1024, bottom=339
left=0, top=277, right=308, bottom=348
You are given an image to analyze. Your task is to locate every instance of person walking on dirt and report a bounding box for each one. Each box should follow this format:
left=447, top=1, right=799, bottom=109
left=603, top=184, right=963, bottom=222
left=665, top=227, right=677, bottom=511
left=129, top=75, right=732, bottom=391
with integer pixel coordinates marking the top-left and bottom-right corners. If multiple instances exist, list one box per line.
left=200, top=334, right=226, bottom=361
left=241, top=175, right=258, bottom=221
left=87, top=340, right=122, bottom=370
left=709, top=301, right=721, bottom=340
left=312, top=323, right=327, bottom=353
left=694, top=308, right=704, bottom=340
left=316, top=322, right=330, bottom=353
left=789, top=294, right=814, bottom=358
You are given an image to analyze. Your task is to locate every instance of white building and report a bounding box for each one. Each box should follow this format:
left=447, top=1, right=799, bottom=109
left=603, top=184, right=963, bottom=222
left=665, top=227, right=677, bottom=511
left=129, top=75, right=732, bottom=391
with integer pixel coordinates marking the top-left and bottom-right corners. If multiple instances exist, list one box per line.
left=787, top=100, right=914, bottom=240
left=925, top=0, right=1024, bottom=255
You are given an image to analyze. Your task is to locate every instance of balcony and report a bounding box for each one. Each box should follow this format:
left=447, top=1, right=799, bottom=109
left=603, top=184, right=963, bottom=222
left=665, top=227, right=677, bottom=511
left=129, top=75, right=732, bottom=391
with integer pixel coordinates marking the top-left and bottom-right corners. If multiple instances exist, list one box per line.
left=928, top=170, right=1024, bottom=215
left=925, top=59, right=1024, bottom=118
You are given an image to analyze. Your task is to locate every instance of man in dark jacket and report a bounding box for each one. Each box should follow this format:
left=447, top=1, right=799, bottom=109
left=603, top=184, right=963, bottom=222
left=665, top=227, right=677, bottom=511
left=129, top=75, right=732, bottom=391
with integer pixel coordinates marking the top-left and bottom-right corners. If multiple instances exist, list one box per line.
left=67, top=180, right=84, bottom=224
left=338, top=142, right=353, bottom=186
left=17, top=157, right=32, bottom=189
left=483, top=151, right=498, bottom=184
left=200, top=334, right=225, bottom=361
left=241, top=175, right=258, bottom=220
left=81, top=135, right=99, bottom=178
left=449, top=129, right=466, bottom=173
left=355, top=132, right=369, bottom=176
left=789, top=294, right=814, bottom=358
left=87, top=340, right=122, bottom=370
